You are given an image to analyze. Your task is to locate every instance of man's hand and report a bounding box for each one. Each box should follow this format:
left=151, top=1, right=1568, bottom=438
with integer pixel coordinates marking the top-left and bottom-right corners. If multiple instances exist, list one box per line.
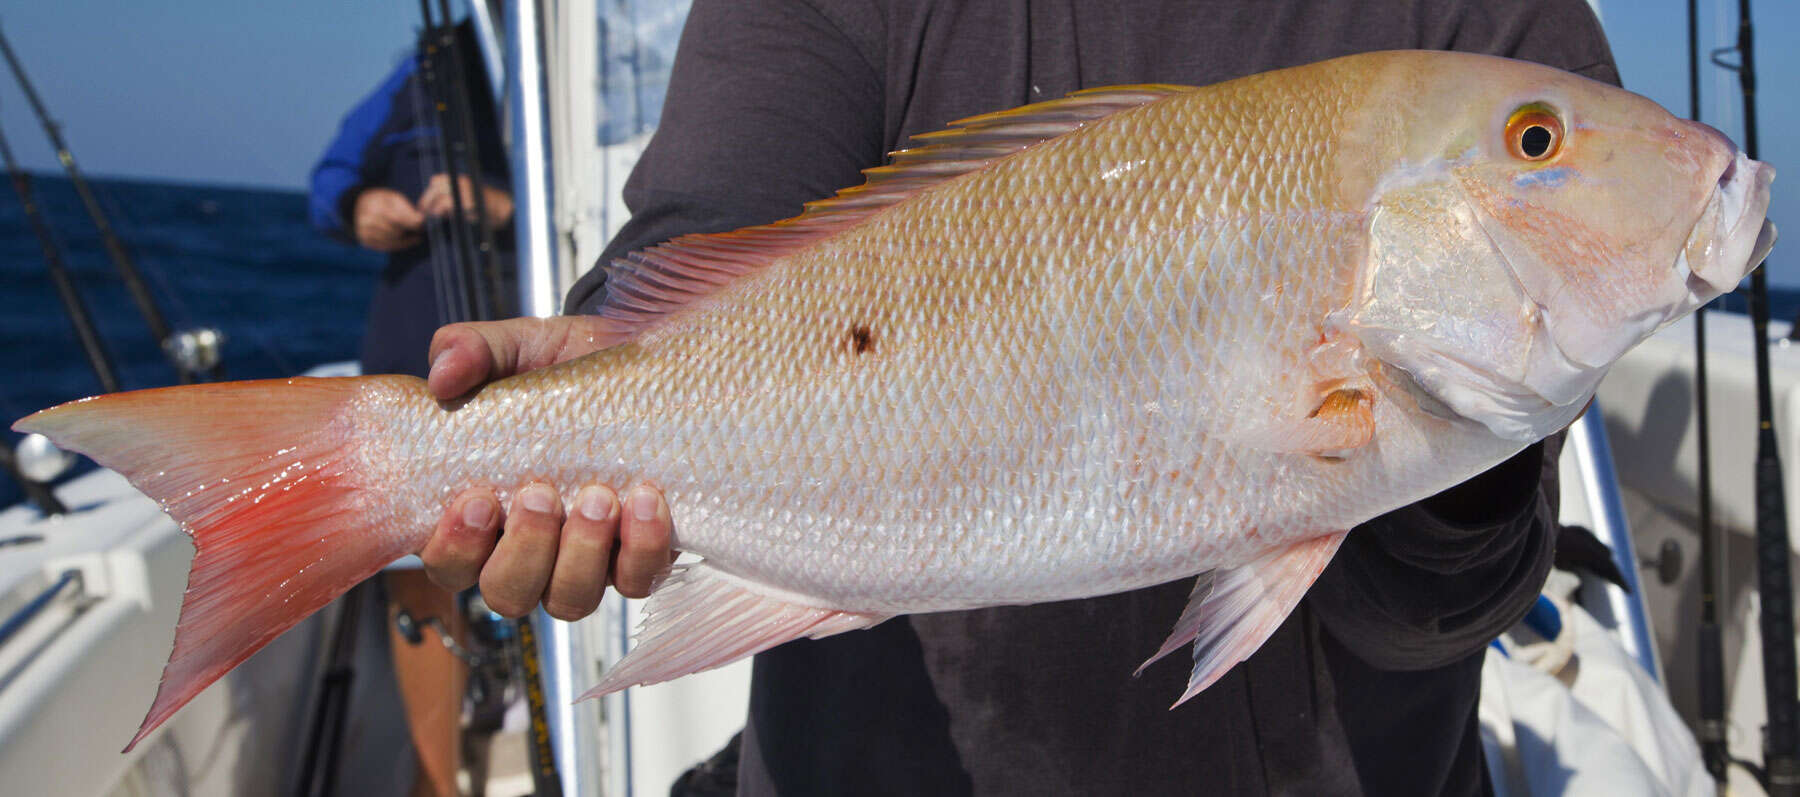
left=419, top=174, right=515, bottom=230
left=353, top=187, right=426, bottom=251
left=418, top=316, right=674, bottom=620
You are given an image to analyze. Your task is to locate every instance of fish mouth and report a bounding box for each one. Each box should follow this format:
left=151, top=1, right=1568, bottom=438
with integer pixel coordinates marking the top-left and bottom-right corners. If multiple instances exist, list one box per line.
left=1674, top=150, right=1777, bottom=311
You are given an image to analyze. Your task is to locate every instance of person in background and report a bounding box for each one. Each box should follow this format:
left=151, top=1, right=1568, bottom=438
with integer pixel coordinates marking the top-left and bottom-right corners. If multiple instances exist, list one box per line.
left=309, top=19, right=512, bottom=797
left=309, top=20, right=513, bottom=379
left=415, top=1, right=1619, bottom=793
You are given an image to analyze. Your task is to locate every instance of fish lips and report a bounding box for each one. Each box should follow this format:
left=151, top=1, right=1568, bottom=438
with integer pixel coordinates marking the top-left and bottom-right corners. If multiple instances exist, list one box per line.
left=1677, top=151, right=1777, bottom=304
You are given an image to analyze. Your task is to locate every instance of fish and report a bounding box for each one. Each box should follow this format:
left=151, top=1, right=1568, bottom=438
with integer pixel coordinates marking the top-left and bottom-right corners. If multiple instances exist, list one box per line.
left=13, top=50, right=1776, bottom=751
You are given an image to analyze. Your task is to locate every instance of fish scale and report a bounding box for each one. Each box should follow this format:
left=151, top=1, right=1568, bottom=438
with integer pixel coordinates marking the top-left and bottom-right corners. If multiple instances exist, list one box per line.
left=16, top=50, right=1774, bottom=747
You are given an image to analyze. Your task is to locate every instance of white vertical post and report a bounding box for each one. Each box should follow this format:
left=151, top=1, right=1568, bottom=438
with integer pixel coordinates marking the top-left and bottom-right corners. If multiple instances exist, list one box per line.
left=1570, top=406, right=1665, bottom=683
left=508, top=0, right=562, bottom=320
left=506, top=3, right=604, bottom=796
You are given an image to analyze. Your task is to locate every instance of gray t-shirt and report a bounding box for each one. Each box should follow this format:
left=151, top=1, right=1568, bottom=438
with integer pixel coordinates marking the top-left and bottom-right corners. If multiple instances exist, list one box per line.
left=570, top=1, right=1618, bottom=794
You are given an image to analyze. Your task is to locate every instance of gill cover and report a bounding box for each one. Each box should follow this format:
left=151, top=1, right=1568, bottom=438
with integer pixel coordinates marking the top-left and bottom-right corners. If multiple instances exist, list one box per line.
left=1345, top=176, right=1589, bottom=442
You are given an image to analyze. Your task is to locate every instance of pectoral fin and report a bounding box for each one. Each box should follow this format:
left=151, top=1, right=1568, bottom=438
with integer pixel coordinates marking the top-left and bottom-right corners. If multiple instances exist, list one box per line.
left=1235, top=388, right=1374, bottom=456
left=1140, top=531, right=1349, bottom=706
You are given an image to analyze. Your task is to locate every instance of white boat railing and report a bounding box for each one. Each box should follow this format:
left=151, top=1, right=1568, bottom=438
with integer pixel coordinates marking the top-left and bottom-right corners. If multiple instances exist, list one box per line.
left=1569, top=405, right=1665, bottom=684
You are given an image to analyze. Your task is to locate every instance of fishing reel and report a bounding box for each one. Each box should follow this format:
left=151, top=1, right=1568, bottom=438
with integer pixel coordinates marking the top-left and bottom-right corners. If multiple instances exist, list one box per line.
left=162, top=327, right=224, bottom=375
left=392, top=591, right=523, bottom=732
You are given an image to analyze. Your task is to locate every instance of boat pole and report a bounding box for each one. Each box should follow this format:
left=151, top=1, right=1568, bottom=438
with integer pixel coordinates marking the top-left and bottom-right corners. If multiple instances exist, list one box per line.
left=507, top=0, right=596, bottom=794
left=1728, top=0, right=1800, bottom=790
left=1689, top=0, right=1729, bottom=783
left=0, top=23, right=195, bottom=384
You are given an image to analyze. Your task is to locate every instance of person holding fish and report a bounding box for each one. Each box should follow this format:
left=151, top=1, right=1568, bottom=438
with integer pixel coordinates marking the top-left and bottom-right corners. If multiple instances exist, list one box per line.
left=19, top=0, right=1775, bottom=794
left=409, top=1, right=1646, bottom=793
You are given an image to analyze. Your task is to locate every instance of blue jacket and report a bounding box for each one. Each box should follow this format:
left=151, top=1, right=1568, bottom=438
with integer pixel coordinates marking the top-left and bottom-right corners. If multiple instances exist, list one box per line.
left=307, top=24, right=512, bottom=377
left=308, top=57, right=419, bottom=241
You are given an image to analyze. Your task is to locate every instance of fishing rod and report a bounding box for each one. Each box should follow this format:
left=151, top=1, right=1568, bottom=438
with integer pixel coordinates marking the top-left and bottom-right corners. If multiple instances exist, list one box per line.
left=293, top=585, right=365, bottom=797
left=296, top=23, right=499, bottom=787
left=406, top=10, right=563, bottom=795
left=0, top=105, right=113, bottom=516
left=416, top=5, right=503, bottom=323
left=416, top=12, right=560, bottom=788
left=298, top=16, right=520, bottom=792
left=0, top=113, right=119, bottom=396
left=1689, top=0, right=1729, bottom=784
left=0, top=22, right=203, bottom=385
left=429, top=0, right=507, bottom=320
left=413, top=12, right=478, bottom=325
left=1714, top=0, right=1800, bottom=791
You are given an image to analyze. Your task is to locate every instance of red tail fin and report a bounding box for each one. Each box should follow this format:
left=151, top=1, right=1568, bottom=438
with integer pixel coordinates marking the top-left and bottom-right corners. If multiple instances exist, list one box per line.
left=13, top=377, right=413, bottom=751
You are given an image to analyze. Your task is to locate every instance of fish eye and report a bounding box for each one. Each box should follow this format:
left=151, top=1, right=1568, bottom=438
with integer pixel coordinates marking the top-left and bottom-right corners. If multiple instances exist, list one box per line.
left=1506, top=106, right=1563, bottom=161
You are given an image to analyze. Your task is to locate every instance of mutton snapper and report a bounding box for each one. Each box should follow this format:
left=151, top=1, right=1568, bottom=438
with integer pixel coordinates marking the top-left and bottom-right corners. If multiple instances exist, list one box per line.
left=15, top=50, right=1776, bottom=750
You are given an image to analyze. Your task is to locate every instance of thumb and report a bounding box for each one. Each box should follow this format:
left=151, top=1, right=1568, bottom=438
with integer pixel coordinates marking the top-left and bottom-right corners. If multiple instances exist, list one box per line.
left=426, top=316, right=631, bottom=400
left=427, top=318, right=540, bottom=400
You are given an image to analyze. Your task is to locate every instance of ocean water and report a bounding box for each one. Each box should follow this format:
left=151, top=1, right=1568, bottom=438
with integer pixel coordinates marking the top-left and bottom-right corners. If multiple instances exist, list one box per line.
left=1, top=174, right=380, bottom=508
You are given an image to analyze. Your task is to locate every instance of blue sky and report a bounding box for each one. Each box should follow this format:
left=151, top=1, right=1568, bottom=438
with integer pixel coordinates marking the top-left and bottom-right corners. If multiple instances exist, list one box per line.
left=0, top=0, right=418, bottom=190
left=0, top=1, right=1791, bottom=286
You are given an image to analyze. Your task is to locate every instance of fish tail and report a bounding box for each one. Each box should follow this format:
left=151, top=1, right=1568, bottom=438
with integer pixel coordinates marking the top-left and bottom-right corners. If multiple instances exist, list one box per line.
left=13, top=377, right=415, bottom=751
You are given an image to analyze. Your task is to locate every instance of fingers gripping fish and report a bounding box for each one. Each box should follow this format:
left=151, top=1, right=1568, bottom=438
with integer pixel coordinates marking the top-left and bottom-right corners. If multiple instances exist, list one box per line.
left=14, top=51, right=1776, bottom=750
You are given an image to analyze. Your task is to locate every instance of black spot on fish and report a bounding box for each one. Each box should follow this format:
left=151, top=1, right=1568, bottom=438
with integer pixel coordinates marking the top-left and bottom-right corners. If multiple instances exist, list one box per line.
left=846, top=324, right=876, bottom=355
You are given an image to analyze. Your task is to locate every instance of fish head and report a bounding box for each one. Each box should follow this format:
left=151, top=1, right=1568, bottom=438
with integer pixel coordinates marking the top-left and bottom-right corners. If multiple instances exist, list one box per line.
left=1338, top=52, right=1776, bottom=442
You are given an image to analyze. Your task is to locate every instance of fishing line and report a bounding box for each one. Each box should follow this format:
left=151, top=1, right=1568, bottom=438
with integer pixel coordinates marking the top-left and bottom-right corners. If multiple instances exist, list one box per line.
left=81, top=173, right=203, bottom=331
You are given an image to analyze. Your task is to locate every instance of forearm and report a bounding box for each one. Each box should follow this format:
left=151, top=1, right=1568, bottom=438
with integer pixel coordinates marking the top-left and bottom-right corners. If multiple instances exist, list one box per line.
left=1310, top=435, right=1561, bottom=669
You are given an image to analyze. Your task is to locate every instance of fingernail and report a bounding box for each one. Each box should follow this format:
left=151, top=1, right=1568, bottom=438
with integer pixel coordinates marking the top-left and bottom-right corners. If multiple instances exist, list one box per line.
left=578, top=486, right=616, bottom=521
left=520, top=483, right=556, bottom=514
left=462, top=497, right=496, bottom=528
left=629, top=486, right=660, bottom=522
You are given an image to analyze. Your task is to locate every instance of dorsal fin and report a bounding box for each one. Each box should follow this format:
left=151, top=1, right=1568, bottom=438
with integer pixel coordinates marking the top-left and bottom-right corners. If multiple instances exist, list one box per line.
left=594, top=84, right=1193, bottom=339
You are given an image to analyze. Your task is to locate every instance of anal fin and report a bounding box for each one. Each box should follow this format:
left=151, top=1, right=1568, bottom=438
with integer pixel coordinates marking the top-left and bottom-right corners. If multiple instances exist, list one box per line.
left=1134, top=570, right=1217, bottom=676
left=1142, top=531, right=1349, bottom=706
left=576, top=564, right=888, bottom=701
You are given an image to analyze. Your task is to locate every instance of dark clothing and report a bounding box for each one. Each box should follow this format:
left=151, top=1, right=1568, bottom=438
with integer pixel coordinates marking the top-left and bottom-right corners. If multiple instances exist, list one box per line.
left=578, top=1, right=1619, bottom=794
left=309, top=23, right=511, bottom=377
